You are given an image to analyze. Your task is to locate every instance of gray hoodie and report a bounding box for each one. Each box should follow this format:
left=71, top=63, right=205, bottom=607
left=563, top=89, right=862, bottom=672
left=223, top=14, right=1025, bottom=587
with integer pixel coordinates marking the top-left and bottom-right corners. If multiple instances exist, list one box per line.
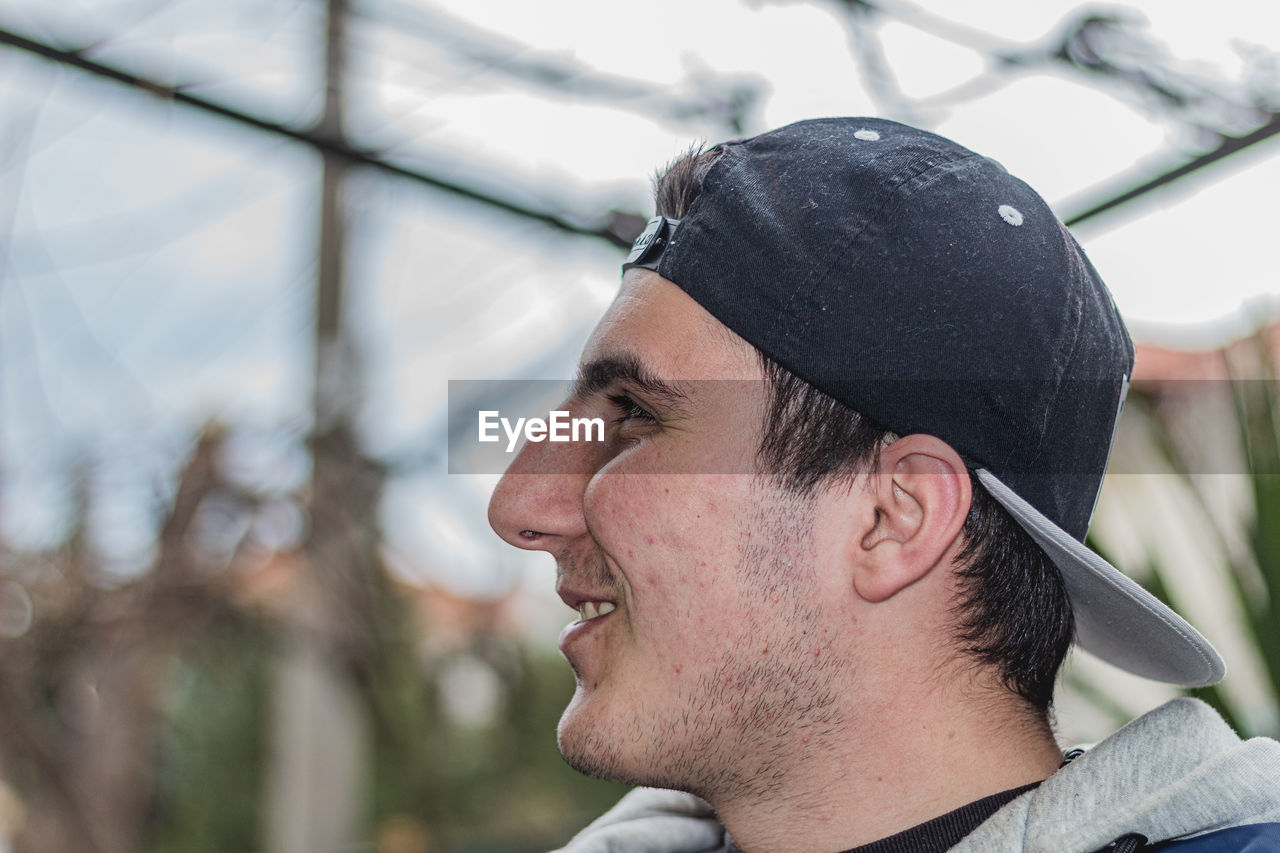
left=551, top=698, right=1280, bottom=853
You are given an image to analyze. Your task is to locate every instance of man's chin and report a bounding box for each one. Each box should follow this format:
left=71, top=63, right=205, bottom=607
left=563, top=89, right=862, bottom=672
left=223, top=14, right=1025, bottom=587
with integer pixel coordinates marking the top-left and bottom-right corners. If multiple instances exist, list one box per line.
left=556, top=697, right=724, bottom=802
left=556, top=701, right=649, bottom=787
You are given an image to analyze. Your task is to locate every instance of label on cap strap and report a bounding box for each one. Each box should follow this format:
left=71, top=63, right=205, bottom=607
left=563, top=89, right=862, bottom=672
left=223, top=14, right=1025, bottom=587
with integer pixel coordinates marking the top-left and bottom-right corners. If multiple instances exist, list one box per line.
left=623, top=216, right=679, bottom=271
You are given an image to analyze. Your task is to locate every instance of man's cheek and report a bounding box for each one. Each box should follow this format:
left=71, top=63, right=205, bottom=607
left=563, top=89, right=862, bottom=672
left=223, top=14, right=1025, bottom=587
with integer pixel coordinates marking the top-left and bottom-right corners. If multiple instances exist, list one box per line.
left=582, top=472, right=671, bottom=544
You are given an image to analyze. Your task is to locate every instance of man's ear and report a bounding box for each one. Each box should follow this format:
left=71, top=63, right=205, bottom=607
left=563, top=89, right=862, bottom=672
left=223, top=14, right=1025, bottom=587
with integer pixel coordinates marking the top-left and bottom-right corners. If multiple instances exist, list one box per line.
left=852, top=435, right=971, bottom=603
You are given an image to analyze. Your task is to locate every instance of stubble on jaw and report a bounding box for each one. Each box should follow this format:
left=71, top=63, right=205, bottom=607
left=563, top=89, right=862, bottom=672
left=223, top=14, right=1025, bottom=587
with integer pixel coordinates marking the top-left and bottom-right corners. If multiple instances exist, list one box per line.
left=557, top=482, right=851, bottom=803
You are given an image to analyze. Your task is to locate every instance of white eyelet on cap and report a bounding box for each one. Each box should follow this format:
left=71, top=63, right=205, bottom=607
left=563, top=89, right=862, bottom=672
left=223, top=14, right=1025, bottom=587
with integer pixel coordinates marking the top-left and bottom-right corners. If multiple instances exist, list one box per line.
left=998, top=204, right=1024, bottom=226
left=854, top=129, right=880, bottom=141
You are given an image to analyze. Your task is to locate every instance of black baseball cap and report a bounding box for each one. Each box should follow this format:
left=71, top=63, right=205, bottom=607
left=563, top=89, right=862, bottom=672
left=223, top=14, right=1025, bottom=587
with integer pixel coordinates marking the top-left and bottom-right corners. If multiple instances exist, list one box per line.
left=623, top=117, right=1224, bottom=687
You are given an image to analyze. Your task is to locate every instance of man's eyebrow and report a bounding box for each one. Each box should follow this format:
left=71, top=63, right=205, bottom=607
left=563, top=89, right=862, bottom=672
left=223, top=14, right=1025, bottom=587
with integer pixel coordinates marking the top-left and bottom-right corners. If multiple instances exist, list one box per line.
left=571, top=354, right=690, bottom=405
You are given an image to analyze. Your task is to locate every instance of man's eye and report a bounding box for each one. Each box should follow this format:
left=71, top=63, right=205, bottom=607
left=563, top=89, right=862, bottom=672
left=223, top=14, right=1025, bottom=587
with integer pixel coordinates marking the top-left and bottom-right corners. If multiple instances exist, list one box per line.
left=606, top=393, right=656, bottom=425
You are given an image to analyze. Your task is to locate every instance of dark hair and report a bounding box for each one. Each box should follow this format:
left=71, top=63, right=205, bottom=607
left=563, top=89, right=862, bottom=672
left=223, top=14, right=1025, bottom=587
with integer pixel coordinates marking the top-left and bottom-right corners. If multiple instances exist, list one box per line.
left=653, top=146, right=1074, bottom=713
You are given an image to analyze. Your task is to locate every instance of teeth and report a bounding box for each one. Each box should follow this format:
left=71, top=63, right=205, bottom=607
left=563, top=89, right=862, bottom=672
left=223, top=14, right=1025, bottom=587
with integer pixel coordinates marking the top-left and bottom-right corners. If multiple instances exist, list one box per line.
left=576, top=600, right=616, bottom=621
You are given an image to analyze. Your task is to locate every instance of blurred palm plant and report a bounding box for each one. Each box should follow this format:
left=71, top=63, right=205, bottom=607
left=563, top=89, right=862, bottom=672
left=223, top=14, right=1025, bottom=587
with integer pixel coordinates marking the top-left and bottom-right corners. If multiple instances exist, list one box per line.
left=1075, top=322, right=1280, bottom=740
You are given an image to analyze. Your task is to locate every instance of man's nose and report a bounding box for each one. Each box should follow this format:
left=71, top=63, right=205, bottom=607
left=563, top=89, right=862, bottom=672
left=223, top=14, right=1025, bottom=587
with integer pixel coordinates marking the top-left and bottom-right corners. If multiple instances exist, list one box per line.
left=487, top=429, right=595, bottom=553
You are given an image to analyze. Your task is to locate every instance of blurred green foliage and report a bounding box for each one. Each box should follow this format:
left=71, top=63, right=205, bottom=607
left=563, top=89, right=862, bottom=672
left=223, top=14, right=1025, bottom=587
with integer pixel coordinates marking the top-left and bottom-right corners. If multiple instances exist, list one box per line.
left=1085, top=328, right=1280, bottom=739
left=142, top=617, right=271, bottom=853
left=132, top=595, right=628, bottom=853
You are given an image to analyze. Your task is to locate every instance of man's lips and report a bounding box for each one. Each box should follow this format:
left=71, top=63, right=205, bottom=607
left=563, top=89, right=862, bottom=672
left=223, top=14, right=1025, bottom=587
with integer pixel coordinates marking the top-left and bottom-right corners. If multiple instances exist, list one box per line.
left=570, top=599, right=616, bottom=620
left=557, top=584, right=619, bottom=621
left=556, top=591, right=619, bottom=653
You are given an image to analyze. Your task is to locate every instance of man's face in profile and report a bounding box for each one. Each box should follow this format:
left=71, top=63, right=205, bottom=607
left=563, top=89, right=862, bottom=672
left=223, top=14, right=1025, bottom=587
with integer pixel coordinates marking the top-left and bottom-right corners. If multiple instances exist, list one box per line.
left=488, top=271, right=858, bottom=796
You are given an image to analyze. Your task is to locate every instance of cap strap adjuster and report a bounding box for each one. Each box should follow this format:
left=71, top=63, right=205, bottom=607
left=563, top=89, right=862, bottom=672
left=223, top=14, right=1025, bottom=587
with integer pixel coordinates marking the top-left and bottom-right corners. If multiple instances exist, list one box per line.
left=622, top=216, right=680, bottom=272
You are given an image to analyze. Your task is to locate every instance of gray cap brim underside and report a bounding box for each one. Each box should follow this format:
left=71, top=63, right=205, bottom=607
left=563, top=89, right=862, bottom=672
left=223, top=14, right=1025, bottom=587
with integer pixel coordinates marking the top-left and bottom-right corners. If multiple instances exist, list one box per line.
left=976, top=469, right=1225, bottom=687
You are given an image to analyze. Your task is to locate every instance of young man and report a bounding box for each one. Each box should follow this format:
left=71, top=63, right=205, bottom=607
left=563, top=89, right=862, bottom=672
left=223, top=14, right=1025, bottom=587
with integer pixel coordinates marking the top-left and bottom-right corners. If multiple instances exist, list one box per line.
left=487, top=118, right=1280, bottom=852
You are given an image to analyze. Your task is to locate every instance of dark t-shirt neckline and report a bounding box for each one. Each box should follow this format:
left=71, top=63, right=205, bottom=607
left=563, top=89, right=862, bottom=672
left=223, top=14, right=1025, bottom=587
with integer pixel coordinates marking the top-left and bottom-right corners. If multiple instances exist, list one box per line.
left=835, top=782, right=1039, bottom=853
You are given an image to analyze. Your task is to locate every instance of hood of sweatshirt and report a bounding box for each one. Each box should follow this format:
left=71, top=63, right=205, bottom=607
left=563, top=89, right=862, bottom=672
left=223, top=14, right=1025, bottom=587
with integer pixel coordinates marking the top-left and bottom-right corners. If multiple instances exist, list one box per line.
left=954, top=698, right=1280, bottom=853
left=552, top=698, right=1280, bottom=853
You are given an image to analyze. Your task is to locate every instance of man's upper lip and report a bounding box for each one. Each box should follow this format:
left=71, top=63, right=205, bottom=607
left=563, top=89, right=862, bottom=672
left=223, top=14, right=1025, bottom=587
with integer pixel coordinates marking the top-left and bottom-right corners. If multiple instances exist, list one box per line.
left=557, top=585, right=616, bottom=609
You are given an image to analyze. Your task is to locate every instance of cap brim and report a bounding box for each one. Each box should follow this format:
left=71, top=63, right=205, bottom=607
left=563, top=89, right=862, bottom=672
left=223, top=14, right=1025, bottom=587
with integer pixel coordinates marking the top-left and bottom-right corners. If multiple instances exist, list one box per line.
left=976, top=469, right=1225, bottom=687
